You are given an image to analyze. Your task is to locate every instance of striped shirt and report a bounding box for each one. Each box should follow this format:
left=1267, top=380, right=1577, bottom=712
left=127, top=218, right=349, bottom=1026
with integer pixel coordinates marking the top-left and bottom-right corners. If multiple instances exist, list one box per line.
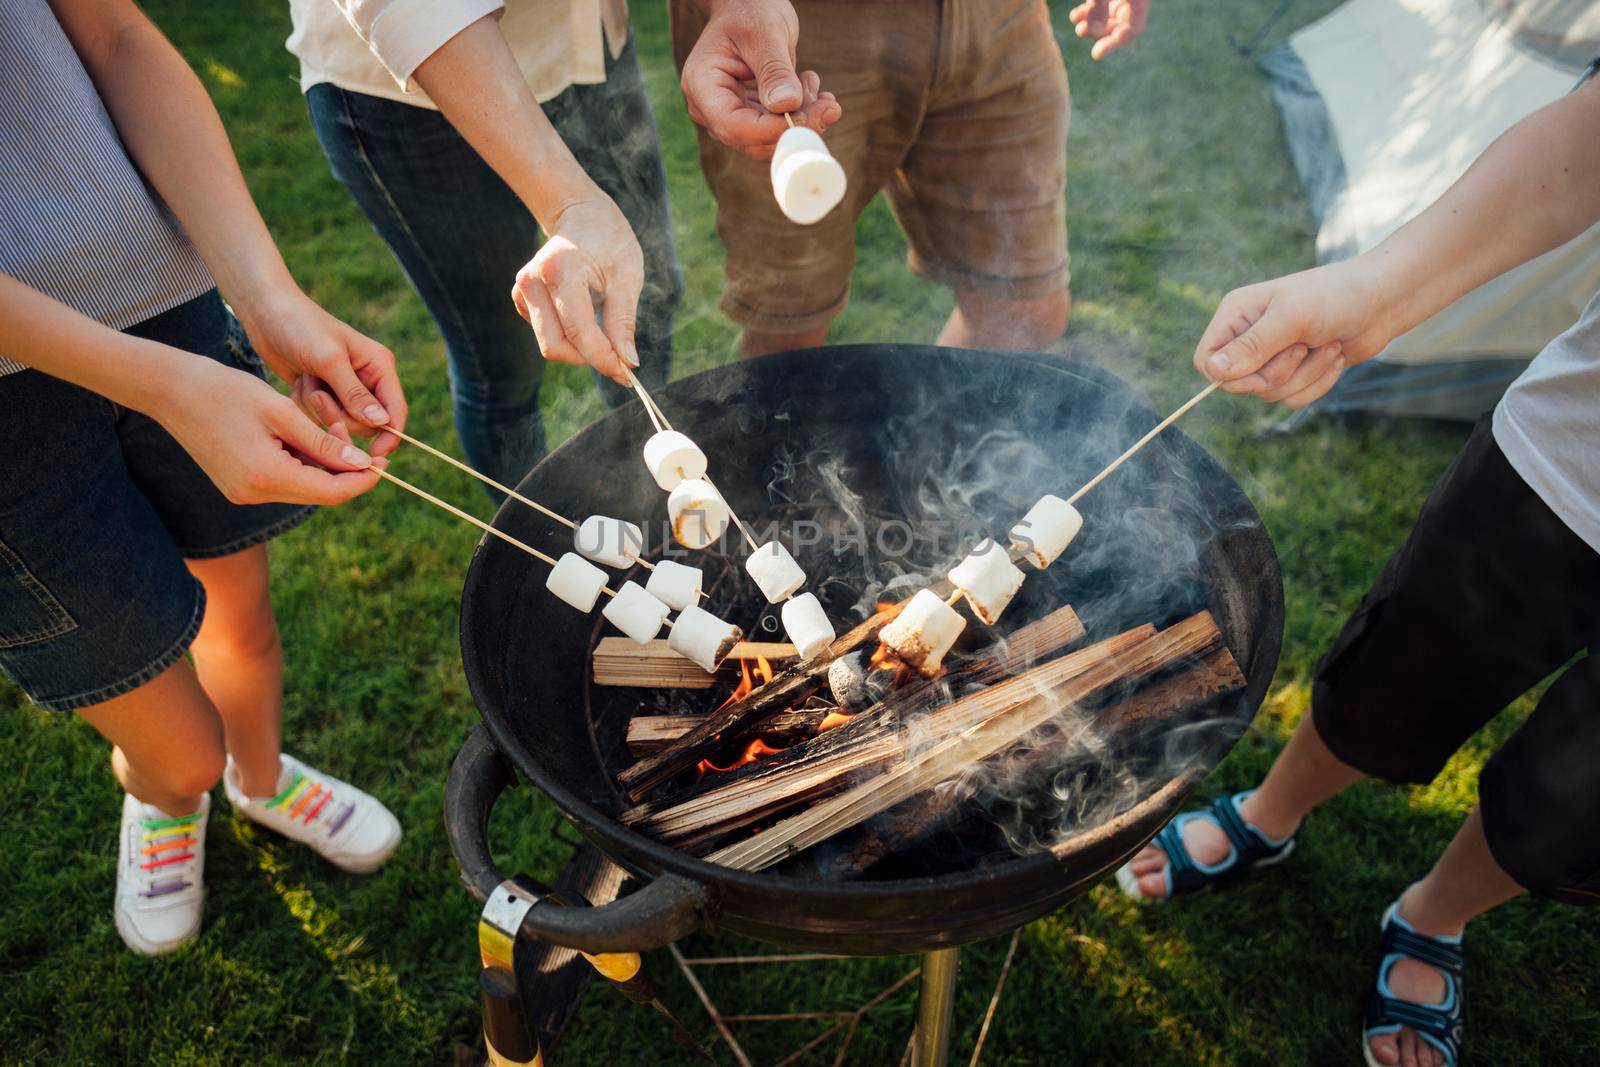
left=0, top=0, right=212, bottom=377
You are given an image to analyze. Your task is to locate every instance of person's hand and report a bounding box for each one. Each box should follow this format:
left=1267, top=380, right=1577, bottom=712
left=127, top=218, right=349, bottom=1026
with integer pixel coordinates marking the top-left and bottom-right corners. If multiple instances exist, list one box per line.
left=1068, top=0, right=1151, bottom=59
left=235, top=287, right=408, bottom=457
left=155, top=357, right=381, bottom=506
left=511, top=196, right=644, bottom=385
left=1194, top=258, right=1397, bottom=409
left=681, top=0, right=841, bottom=160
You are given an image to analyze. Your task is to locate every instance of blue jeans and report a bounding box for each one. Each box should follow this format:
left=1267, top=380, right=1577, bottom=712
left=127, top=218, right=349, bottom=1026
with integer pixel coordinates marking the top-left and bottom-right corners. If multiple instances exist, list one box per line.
left=306, top=35, right=681, bottom=495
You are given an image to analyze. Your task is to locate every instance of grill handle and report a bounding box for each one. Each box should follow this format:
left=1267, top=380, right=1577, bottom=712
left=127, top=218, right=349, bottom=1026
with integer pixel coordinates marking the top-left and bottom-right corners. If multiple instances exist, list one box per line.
left=444, top=724, right=712, bottom=952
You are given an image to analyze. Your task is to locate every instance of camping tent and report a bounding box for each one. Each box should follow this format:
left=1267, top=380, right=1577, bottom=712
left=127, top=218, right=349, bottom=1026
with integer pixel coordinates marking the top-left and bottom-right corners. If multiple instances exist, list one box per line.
left=1262, top=0, right=1600, bottom=421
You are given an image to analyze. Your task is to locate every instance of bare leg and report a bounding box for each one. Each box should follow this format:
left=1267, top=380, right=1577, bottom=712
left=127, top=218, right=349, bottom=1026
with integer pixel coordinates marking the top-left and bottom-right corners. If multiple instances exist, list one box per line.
left=1127, top=713, right=1361, bottom=895
left=936, top=288, right=1070, bottom=351
left=77, top=661, right=227, bottom=818
left=1367, top=807, right=1522, bottom=1067
left=740, top=325, right=830, bottom=360
left=186, top=545, right=284, bottom=798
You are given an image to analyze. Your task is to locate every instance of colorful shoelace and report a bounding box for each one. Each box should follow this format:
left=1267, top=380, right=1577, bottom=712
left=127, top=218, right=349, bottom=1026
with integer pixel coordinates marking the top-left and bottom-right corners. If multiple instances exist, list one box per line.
left=140, top=811, right=200, bottom=897
left=267, top=769, right=354, bottom=836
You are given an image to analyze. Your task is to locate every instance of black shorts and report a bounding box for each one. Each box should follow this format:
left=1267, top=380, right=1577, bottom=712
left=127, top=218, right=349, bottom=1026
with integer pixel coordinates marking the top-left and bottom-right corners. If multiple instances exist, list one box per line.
left=0, top=291, right=313, bottom=712
left=1311, top=416, right=1600, bottom=905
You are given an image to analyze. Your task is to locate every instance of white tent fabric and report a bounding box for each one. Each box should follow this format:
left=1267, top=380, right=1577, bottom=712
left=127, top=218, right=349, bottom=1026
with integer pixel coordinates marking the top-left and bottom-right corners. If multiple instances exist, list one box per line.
left=1262, top=0, right=1600, bottom=420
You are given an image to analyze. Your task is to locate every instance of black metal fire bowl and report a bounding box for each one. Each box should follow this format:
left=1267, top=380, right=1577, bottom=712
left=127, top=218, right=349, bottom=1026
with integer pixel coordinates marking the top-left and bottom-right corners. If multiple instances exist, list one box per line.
left=447, top=345, right=1283, bottom=956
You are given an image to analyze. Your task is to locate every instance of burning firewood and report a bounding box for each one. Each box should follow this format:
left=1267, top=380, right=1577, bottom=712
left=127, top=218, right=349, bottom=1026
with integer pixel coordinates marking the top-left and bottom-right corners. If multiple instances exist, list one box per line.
left=625, top=708, right=832, bottom=756
left=703, top=612, right=1224, bottom=871
left=593, top=639, right=796, bottom=689
left=825, top=645, right=1247, bottom=877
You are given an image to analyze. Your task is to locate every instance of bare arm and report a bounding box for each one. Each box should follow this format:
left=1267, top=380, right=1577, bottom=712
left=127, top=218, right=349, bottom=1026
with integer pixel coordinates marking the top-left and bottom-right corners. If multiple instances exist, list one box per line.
left=1193, top=77, right=1600, bottom=407
left=0, top=275, right=379, bottom=505
left=409, top=15, right=643, bottom=382
left=49, top=0, right=407, bottom=445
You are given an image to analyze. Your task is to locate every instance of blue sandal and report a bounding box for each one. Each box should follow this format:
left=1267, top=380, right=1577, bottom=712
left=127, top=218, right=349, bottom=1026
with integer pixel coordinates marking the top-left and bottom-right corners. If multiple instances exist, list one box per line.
left=1115, top=789, right=1296, bottom=902
left=1363, top=898, right=1465, bottom=1067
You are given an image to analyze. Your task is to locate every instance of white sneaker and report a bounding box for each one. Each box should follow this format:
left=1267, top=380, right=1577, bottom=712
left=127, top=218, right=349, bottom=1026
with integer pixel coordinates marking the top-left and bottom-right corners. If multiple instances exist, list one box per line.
left=114, top=792, right=208, bottom=956
left=223, top=753, right=401, bottom=874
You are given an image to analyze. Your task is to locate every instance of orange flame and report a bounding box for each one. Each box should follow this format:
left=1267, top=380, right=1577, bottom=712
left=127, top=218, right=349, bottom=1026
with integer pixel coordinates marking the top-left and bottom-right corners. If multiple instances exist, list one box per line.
left=697, top=737, right=783, bottom=775
left=818, top=711, right=853, bottom=732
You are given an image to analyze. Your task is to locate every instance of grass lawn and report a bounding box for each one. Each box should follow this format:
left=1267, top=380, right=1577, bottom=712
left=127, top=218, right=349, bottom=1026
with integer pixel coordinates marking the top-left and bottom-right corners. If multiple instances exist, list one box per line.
left=3, top=1, right=1596, bottom=1063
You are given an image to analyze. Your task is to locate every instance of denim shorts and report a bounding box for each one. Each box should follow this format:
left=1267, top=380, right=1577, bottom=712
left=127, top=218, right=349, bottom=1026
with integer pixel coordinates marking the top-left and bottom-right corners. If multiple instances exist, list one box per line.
left=0, top=290, right=314, bottom=712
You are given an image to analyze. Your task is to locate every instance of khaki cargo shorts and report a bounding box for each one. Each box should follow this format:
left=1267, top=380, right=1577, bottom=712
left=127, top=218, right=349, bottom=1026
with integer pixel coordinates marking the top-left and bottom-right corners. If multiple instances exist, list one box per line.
left=670, top=0, right=1071, bottom=334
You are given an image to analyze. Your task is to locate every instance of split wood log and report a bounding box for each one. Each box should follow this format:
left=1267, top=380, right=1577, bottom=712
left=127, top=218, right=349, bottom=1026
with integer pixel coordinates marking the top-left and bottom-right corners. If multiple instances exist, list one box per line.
left=614, top=600, right=1084, bottom=803
left=625, top=617, right=1135, bottom=848
left=594, top=640, right=796, bottom=689
left=826, top=645, right=1245, bottom=877
left=705, top=612, right=1222, bottom=871
left=626, top=708, right=832, bottom=756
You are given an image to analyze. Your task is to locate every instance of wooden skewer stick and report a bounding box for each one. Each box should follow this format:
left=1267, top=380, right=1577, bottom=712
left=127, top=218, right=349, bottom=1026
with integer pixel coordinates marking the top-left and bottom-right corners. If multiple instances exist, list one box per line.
left=387, top=427, right=577, bottom=529
left=371, top=467, right=617, bottom=598
left=1066, top=380, right=1221, bottom=505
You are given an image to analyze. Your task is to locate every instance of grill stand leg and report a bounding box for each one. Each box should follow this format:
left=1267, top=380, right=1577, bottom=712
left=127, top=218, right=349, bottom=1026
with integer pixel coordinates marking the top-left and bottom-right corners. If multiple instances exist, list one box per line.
left=912, top=947, right=960, bottom=1067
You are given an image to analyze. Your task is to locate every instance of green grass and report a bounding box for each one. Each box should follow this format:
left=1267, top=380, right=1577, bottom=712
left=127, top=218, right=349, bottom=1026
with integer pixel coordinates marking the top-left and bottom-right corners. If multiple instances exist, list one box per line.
left=3, top=1, right=1596, bottom=1063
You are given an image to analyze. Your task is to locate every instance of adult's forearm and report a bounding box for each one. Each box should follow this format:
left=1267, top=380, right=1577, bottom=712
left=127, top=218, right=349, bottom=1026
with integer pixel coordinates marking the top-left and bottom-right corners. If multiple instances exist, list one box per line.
left=51, top=2, right=297, bottom=316
left=0, top=275, right=192, bottom=421
left=1365, top=79, right=1600, bottom=338
left=410, top=15, right=605, bottom=229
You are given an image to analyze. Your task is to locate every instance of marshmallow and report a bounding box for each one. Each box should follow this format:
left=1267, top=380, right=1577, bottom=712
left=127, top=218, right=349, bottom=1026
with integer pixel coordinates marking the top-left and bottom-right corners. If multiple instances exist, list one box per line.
left=546, top=552, right=608, bottom=613
left=668, top=604, right=744, bottom=673
left=667, top=478, right=732, bottom=550
left=575, top=514, right=644, bottom=569
left=601, top=581, right=671, bottom=645
left=770, top=126, right=847, bottom=225
left=781, top=592, right=836, bottom=661
left=745, top=541, right=806, bottom=604
left=878, top=589, right=966, bottom=676
left=947, top=539, right=1026, bottom=625
left=644, top=559, right=702, bottom=611
left=1009, top=495, right=1083, bottom=569
left=643, top=430, right=707, bottom=492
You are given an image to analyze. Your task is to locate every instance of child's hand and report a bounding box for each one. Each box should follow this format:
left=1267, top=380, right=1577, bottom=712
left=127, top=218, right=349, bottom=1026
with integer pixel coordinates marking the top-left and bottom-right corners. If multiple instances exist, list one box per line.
left=236, top=289, right=408, bottom=457
left=1194, top=259, right=1396, bottom=410
left=1069, top=0, right=1151, bottom=60
left=157, top=359, right=381, bottom=506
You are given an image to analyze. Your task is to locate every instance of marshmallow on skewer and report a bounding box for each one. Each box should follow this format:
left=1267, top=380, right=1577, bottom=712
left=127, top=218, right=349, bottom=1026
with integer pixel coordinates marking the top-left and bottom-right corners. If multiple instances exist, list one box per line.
left=601, top=581, right=671, bottom=645
left=575, top=514, right=644, bottom=569
left=668, top=603, right=744, bottom=673
left=745, top=541, right=806, bottom=604
left=643, top=430, right=707, bottom=492
left=667, top=478, right=732, bottom=549
left=781, top=592, right=836, bottom=661
left=770, top=126, right=847, bottom=225
left=546, top=552, right=609, bottom=613
left=878, top=589, right=966, bottom=676
left=645, top=558, right=702, bottom=610
left=1009, top=494, right=1083, bottom=569
left=947, top=539, right=1026, bottom=625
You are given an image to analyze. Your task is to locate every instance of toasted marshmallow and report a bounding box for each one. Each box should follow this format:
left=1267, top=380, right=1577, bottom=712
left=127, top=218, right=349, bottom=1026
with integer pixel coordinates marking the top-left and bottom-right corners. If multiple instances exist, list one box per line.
left=770, top=127, right=847, bottom=225
left=601, top=581, right=671, bottom=645
left=668, top=604, right=743, bottom=673
left=745, top=541, right=806, bottom=604
left=643, top=430, right=707, bottom=492
left=644, top=559, right=702, bottom=611
left=546, top=552, right=608, bottom=613
left=878, top=589, right=966, bottom=676
left=667, top=478, right=732, bottom=550
left=781, top=592, right=835, bottom=661
left=948, top=539, right=1026, bottom=625
left=1009, top=495, right=1083, bottom=569
left=575, top=515, right=644, bottom=569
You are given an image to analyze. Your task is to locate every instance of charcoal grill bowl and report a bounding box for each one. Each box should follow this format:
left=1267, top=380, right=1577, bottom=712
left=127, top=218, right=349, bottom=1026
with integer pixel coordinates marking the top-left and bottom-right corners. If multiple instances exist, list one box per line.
left=447, top=345, right=1282, bottom=955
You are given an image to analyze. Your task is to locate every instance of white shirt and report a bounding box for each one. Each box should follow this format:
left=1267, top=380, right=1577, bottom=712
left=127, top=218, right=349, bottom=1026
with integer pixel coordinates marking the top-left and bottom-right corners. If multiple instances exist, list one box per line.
left=1493, top=288, right=1600, bottom=553
left=287, top=0, right=627, bottom=109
